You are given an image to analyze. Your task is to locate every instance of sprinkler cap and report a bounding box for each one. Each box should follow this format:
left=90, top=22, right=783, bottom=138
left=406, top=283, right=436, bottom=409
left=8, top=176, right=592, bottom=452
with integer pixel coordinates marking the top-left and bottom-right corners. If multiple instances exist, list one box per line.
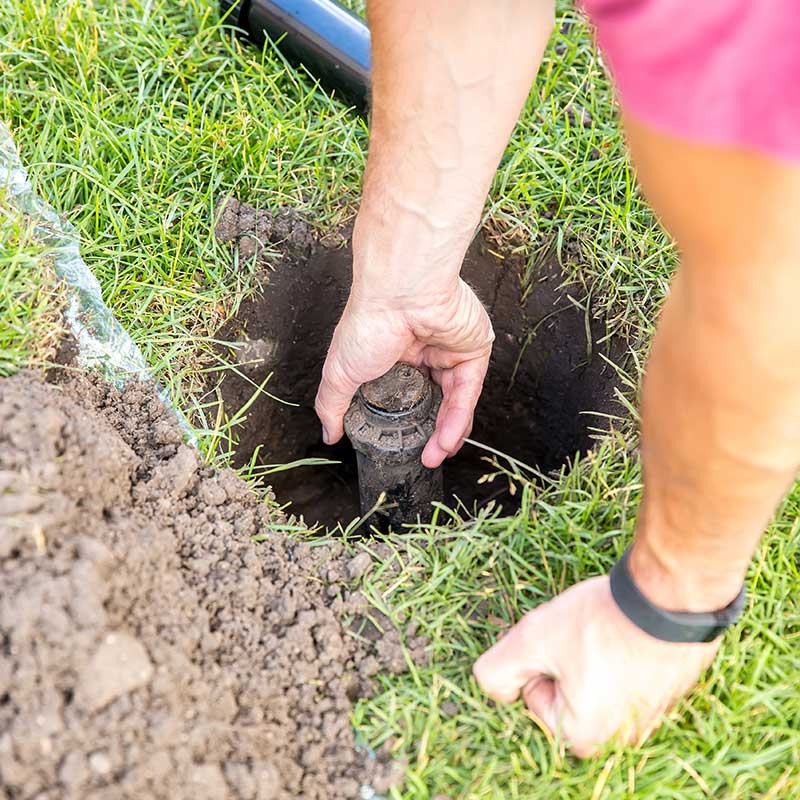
left=360, top=363, right=428, bottom=417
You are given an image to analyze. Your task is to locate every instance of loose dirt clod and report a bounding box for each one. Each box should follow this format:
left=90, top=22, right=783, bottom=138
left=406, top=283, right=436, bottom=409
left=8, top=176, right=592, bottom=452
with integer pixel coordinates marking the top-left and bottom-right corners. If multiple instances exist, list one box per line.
left=0, top=371, right=410, bottom=799
left=214, top=195, right=315, bottom=261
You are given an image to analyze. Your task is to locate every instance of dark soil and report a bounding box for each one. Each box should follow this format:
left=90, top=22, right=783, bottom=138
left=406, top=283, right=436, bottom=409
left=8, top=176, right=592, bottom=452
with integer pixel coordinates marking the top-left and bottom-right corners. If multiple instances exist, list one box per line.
left=212, top=198, right=625, bottom=529
left=0, top=370, right=417, bottom=800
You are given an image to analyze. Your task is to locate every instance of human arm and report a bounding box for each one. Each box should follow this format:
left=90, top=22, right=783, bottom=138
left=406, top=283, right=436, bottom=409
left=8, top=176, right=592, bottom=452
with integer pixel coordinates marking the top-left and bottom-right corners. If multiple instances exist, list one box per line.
left=474, top=119, right=800, bottom=755
left=315, top=0, right=555, bottom=467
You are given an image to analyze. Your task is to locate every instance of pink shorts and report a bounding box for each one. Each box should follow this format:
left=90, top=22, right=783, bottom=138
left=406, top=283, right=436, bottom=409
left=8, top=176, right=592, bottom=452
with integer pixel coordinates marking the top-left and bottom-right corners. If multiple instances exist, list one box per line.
left=582, top=0, right=800, bottom=160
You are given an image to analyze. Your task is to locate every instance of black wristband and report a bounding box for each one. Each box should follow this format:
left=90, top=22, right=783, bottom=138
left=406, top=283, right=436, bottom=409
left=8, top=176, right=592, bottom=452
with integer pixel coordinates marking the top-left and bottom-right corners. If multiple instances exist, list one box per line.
left=609, top=547, right=746, bottom=643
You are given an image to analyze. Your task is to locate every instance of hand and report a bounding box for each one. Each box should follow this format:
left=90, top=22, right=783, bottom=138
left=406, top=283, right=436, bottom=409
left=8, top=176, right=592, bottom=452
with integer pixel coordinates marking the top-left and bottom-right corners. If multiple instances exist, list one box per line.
left=472, top=576, right=720, bottom=757
left=315, top=278, right=494, bottom=468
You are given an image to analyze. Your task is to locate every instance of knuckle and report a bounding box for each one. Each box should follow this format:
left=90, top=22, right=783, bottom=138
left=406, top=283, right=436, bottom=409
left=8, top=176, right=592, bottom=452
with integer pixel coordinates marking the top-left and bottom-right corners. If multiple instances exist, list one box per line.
left=322, top=351, right=357, bottom=394
left=472, top=660, right=509, bottom=702
left=472, top=657, right=492, bottom=689
left=313, top=395, right=329, bottom=420
left=315, top=392, right=341, bottom=422
left=568, top=738, right=596, bottom=759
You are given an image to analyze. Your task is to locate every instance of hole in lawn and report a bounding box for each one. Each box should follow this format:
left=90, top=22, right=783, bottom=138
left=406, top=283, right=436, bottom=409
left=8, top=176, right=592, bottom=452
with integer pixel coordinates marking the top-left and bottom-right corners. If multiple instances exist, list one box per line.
left=212, top=201, right=626, bottom=529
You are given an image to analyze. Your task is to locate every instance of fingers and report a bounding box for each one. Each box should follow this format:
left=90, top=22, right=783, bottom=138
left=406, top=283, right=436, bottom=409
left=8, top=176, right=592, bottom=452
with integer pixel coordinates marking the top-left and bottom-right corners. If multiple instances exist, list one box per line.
left=523, top=678, right=599, bottom=757
left=472, top=607, right=554, bottom=704
left=522, top=676, right=562, bottom=735
left=317, top=281, right=491, bottom=462
left=315, top=350, right=361, bottom=445
left=475, top=626, right=578, bottom=752
left=474, top=607, right=597, bottom=755
left=422, top=356, right=488, bottom=468
left=474, top=577, right=721, bottom=758
left=421, top=434, right=450, bottom=470
left=421, top=390, right=452, bottom=468
left=315, top=297, right=413, bottom=444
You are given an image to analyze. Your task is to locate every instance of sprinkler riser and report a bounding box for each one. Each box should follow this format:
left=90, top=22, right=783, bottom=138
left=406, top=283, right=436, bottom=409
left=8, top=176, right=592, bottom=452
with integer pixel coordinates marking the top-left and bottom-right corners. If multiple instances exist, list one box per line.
left=344, top=364, right=443, bottom=530
left=353, top=451, right=443, bottom=530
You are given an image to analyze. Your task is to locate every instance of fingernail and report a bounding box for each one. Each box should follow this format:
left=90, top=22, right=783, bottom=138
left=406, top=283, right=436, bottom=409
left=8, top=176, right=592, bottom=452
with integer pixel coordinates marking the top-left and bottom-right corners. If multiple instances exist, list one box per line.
left=322, top=426, right=332, bottom=445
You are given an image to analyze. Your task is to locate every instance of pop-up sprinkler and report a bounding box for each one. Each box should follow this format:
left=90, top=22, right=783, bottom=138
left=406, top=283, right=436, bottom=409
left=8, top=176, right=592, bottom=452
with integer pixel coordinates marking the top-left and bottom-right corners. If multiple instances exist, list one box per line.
left=344, top=364, right=443, bottom=530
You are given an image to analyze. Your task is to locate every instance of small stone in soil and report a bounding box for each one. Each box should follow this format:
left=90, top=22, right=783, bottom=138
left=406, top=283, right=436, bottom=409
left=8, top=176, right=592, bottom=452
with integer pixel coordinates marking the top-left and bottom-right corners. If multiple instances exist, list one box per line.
left=346, top=551, right=373, bottom=581
left=77, top=632, right=154, bottom=713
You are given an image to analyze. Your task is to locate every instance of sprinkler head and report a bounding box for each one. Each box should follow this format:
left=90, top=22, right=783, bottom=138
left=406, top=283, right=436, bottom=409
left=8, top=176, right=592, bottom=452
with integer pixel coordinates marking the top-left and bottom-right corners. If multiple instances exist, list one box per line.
left=344, top=363, right=443, bottom=530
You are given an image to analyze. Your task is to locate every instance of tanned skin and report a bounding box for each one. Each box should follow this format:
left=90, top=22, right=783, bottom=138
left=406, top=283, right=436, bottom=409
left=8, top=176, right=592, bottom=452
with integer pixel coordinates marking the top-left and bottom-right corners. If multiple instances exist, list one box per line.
left=315, top=0, right=800, bottom=755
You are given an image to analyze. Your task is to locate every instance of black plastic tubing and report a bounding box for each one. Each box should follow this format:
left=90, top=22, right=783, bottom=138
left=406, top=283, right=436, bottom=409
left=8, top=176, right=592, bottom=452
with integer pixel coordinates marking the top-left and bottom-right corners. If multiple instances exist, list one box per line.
left=221, top=0, right=371, bottom=111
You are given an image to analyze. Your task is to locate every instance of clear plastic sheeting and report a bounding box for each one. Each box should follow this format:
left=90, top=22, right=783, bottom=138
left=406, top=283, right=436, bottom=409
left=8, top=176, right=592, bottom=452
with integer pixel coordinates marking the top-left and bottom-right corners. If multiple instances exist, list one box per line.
left=0, top=120, right=151, bottom=382
left=0, top=122, right=196, bottom=443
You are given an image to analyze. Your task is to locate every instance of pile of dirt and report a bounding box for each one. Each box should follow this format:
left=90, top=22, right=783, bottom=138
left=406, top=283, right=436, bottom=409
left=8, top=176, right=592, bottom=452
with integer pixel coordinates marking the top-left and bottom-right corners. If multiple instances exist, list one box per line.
left=211, top=197, right=624, bottom=528
left=0, top=370, right=417, bottom=799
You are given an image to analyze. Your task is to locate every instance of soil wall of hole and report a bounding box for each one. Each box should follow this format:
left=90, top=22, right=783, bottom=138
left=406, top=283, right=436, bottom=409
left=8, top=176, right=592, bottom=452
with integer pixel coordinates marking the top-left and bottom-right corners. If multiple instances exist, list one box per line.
left=213, top=199, right=627, bottom=528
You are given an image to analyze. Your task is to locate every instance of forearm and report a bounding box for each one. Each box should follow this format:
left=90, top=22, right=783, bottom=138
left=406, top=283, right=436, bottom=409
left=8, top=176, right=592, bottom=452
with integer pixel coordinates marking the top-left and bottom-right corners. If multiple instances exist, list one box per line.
left=357, top=0, right=554, bottom=301
left=631, top=270, right=800, bottom=609
left=627, top=132, right=800, bottom=611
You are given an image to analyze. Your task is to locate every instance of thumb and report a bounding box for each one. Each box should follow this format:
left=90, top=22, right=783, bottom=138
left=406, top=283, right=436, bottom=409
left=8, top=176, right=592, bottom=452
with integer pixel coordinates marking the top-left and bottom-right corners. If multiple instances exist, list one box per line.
left=315, top=350, right=360, bottom=445
left=472, top=608, right=557, bottom=704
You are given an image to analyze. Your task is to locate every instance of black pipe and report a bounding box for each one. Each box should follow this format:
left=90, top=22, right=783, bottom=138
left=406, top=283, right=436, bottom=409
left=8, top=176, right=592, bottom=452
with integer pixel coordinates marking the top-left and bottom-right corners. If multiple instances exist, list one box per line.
left=221, top=0, right=371, bottom=111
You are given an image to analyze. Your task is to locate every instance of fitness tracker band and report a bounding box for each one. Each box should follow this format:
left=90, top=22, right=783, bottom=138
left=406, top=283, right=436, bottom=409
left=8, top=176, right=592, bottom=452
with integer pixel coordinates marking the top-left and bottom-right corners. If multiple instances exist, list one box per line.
left=610, top=547, right=746, bottom=643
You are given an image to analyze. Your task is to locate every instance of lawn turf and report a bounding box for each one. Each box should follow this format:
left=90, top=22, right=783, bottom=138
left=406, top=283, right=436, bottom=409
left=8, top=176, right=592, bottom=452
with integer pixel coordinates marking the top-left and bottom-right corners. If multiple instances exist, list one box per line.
left=1, top=1, right=798, bottom=798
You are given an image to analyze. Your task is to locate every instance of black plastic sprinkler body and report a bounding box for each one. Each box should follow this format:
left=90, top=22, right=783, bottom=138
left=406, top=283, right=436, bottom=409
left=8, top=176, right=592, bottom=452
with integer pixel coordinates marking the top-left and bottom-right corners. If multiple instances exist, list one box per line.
left=220, top=0, right=371, bottom=111
left=344, top=364, right=443, bottom=530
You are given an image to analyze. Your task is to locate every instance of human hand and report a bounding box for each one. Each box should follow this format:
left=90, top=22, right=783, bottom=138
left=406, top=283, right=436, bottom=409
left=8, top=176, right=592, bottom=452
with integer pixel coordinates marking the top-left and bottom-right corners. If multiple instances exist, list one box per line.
left=315, top=278, right=493, bottom=469
left=472, top=576, right=720, bottom=757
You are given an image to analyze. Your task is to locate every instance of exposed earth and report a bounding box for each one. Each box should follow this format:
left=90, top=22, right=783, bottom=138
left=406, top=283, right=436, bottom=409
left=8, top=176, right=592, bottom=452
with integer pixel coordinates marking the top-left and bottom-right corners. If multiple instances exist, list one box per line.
left=212, top=197, right=625, bottom=528
left=0, top=370, right=419, bottom=800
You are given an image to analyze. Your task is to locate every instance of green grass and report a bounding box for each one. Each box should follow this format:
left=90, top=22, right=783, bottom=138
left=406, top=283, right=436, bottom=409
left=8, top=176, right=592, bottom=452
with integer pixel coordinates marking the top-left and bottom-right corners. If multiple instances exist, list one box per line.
left=2, top=0, right=370, bottom=409
left=353, top=447, right=800, bottom=799
left=1, top=1, right=798, bottom=798
left=0, top=190, right=66, bottom=374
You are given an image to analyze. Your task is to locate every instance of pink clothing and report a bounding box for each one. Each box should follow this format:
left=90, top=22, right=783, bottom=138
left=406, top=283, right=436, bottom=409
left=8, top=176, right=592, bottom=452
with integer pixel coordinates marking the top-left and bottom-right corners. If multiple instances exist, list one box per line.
left=582, top=0, right=800, bottom=160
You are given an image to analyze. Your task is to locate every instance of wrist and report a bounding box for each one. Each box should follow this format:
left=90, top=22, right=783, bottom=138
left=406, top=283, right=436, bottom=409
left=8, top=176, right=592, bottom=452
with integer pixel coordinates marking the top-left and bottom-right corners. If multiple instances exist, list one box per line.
left=628, top=537, right=746, bottom=613
left=351, top=195, right=473, bottom=303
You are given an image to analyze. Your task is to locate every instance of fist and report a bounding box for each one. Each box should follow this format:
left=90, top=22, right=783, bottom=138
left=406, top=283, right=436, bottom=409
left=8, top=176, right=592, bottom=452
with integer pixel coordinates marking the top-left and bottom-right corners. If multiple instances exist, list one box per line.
left=473, top=576, right=720, bottom=756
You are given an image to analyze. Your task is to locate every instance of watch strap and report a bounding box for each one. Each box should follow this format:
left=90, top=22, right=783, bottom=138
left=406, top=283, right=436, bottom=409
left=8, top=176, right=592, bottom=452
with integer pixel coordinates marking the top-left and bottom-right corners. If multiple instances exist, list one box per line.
left=610, top=547, right=745, bottom=643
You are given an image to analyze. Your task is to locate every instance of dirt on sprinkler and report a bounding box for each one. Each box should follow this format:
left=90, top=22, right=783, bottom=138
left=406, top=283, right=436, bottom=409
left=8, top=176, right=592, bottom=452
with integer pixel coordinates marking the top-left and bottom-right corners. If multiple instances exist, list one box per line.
left=212, top=197, right=626, bottom=528
left=0, top=370, right=417, bottom=800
